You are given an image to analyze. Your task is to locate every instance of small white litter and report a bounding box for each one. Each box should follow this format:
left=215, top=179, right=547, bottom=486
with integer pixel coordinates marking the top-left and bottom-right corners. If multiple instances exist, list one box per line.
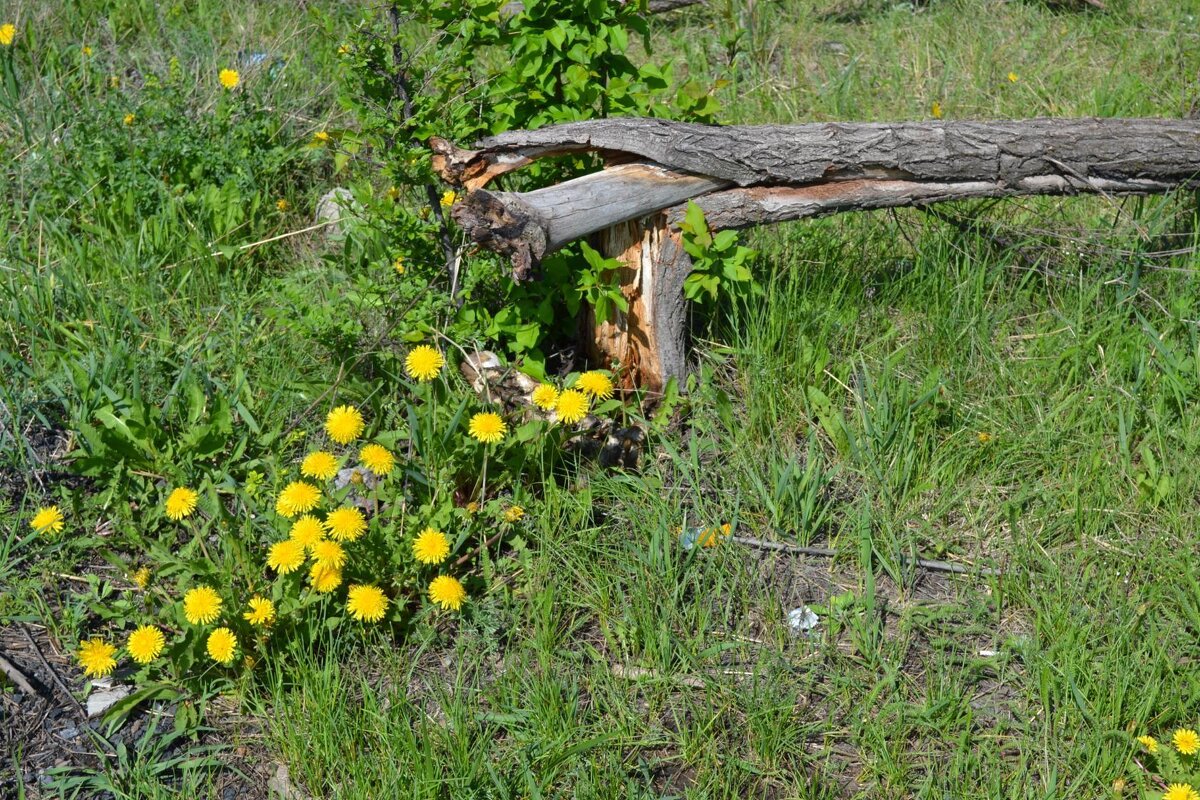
left=86, top=678, right=131, bottom=718
left=787, top=606, right=820, bottom=635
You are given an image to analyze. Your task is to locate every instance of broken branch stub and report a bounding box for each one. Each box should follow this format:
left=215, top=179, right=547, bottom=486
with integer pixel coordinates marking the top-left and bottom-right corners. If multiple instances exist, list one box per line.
left=450, top=163, right=729, bottom=280
left=436, top=116, right=1200, bottom=390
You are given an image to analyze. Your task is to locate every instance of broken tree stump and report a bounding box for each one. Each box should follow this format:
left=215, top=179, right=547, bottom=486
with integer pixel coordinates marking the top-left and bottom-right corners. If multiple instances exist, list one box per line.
left=433, top=117, right=1200, bottom=392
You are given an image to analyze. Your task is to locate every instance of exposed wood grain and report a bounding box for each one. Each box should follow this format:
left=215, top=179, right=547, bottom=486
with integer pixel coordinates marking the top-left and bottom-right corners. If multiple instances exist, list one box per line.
left=589, top=213, right=692, bottom=392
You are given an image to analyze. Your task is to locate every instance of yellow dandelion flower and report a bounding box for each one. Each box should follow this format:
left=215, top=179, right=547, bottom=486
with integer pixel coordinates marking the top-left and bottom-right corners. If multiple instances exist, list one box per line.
left=325, top=405, right=364, bottom=444
left=123, top=112, right=135, bottom=125
left=77, top=638, right=117, bottom=678
left=218, top=68, right=240, bottom=89
left=412, top=527, right=450, bottom=565
left=126, top=626, right=165, bottom=665
left=275, top=481, right=321, bottom=518
left=347, top=584, right=389, bottom=623
left=1138, top=735, right=1159, bottom=754
left=393, top=256, right=405, bottom=275
left=554, top=389, right=589, bottom=424
left=1007, top=71, right=1018, bottom=83
left=131, top=566, right=150, bottom=590
left=30, top=505, right=65, bottom=536
left=531, top=384, right=559, bottom=411
left=1164, top=784, right=1200, bottom=800
left=206, top=627, right=237, bottom=664
left=288, top=515, right=324, bottom=551
left=308, top=562, right=342, bottom=593
left=359, top=443, right=395, bottom=476
left=243, top=597, right=276, bottom=626
left=503, top=506, right=525, bottom=523
left=276, top=198, right=290, bottom=212
left=301, top=451, right=339, bottom=481
left=978, top=432, right=993, bottom=444
left=440, top=190, right=457, bottom=208
left=405, top=345, right=445, bottom=382
left=324, top=506, right=367, bottom=541
left=267, top=539, right=307, bottom=574
left=165, top=487, right=199, bottom=521
left=183, top=586, right=223, bottom=625
left=468, top=412, right=506, bottom=445
left=699, top=523, right=732, bottom=547
left=1174, top=729, right=1200, bottom=755
left=312, top=538, right=347, bottom=570
left=576, top=371, right=614, bottom=400
left=429, top=575, right=467, bottom=611
left=337, top=43, right=350, bottom=56
left=0, top=24, right=15, bottom=47
left=82, top=45, right=93, bottom=57
left=931, top=101, right=943, bottom=119
left=313, top=130, right=330, bottom=144
left=464, top=501, right=479, bottom=515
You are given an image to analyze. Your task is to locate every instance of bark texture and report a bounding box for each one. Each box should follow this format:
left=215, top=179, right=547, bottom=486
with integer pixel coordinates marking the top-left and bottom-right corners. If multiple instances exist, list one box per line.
left=436, top=116, right=1200, bottom=190
left=502, top=0, right=701, bottom=13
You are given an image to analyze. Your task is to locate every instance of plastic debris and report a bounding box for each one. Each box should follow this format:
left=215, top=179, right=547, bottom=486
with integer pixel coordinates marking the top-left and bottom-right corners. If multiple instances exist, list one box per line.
left=680, top=523, right=732, bottom=550
left=86, top=678, right=131, bottom=718
left=787, top=606, right=820, bottom=635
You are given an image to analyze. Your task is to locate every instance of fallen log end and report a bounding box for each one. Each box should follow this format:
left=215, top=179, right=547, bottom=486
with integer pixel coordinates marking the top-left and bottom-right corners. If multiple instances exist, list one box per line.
left=450, top=189, right=548, bottom=281
left=430, top=137, right=539, bottom=191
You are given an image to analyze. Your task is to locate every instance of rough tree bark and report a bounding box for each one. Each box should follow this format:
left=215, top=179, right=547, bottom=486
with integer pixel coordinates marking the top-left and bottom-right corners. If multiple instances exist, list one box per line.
left=433, top=117, right=1200, bottom=391
left=501, top=0, right=703, bottom=15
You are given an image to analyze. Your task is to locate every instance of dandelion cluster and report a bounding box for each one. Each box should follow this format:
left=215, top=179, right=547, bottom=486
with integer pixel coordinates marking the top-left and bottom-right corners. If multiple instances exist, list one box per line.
left=1135, top=725, right=1200, bottom=798
left=61, top=347, right=621, bottom=687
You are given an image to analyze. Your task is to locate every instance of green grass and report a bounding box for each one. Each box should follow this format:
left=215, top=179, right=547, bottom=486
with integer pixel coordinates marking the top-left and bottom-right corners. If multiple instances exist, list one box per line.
left=6, top=0, right=1200, bottom=797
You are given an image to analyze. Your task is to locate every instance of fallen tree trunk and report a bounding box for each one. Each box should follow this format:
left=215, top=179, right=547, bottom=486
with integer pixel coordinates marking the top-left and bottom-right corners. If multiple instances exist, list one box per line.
left=501, top=0, right=703, bottom=15
left=433, top=117, right=1200, bottom=391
